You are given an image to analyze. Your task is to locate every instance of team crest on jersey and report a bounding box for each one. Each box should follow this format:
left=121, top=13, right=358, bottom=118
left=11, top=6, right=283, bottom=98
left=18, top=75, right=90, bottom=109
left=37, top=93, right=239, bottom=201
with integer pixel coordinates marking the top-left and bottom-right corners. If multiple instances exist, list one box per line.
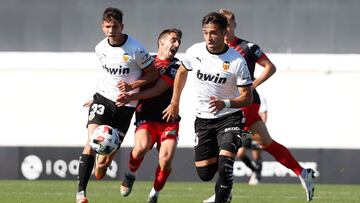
left=122, top=53, right=130, bottom=62
left=223, top=61, right=230, bottom=71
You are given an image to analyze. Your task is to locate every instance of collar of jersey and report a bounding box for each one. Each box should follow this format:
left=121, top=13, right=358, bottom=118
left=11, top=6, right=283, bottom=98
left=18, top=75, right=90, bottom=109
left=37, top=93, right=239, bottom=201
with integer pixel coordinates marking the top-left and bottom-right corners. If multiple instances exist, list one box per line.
left=107, top=34, right=128, bottom=47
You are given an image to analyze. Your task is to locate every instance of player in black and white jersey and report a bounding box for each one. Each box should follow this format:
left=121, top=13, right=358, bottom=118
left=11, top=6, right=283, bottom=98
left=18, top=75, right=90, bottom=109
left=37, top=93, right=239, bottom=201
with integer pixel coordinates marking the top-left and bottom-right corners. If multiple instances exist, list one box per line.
left=204, top=9, right=315, bottom=203
left=115, top=28, right=182, bottom=203
left=163, top=12, right=253, bottom=203
left=76, top=7, right=158, bottom=203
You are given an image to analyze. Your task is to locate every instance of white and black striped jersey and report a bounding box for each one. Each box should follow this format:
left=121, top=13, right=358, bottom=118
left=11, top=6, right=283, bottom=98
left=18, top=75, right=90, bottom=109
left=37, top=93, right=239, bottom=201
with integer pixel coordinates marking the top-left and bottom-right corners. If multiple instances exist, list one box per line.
left=95, top=35, right=154, bottom=107
left=182, top=42, right=252, bottom=119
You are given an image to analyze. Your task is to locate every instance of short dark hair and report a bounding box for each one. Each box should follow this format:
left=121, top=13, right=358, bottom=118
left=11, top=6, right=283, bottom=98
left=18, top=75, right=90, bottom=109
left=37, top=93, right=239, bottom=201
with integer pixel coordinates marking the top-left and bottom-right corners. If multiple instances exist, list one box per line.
left=157, top=28, right=183, bottom=46
left=102, top=7, right=123, bottom=23
left=202, top=12, right=228, bottom=31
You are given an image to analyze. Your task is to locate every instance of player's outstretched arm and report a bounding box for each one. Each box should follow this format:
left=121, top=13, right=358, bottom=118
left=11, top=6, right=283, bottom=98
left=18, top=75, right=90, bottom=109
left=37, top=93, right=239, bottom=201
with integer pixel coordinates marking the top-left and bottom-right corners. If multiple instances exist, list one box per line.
left=163, top=65, right=188, bottom=122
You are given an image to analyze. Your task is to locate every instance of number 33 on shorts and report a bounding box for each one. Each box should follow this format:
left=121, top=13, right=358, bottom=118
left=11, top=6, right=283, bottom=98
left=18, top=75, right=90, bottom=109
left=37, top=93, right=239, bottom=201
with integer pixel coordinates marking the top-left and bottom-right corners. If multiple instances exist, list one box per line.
left=89, top=104, right=105, bottom=121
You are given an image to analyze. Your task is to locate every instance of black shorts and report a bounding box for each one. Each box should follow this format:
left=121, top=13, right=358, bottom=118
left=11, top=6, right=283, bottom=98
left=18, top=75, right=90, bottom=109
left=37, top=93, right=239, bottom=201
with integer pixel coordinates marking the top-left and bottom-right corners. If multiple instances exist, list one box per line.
left=87, top=93, right=135, bottom=138
left=194, top=111, right=244, bottom=162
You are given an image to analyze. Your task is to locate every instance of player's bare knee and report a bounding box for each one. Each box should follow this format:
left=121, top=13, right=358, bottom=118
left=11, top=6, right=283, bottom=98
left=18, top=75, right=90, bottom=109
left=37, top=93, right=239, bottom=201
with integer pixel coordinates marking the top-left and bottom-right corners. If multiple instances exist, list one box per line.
left=158, top=155, right=169, bottom=164
left=159, top=156, right=172, bottom=171
left=133, top=146, right=148, bottom=158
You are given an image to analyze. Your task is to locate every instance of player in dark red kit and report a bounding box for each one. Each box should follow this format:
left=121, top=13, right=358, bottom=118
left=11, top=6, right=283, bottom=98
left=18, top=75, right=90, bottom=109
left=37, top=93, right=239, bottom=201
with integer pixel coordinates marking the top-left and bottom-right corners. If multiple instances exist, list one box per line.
left=203, top=9, right=315, bottom=203
left=116, top=28, right=182, bottom=203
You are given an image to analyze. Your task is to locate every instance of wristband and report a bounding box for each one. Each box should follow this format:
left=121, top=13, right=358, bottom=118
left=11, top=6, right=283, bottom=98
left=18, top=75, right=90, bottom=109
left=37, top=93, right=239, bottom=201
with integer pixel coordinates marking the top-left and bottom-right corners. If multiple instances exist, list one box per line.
left=223, top=99, right=231, bottom=108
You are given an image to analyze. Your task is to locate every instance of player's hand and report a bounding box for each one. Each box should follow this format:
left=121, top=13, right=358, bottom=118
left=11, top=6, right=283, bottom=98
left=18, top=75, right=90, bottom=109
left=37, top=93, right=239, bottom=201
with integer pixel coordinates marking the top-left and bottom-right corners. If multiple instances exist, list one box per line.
left=83, top=99, right=93, bottom=107
left=115, top=93, right=132, bottom=107
left=162, top=103, right=179, bottom=122
left=209, top=96, right=225, bottom=114
left=117, top=80, right=132, bottom=92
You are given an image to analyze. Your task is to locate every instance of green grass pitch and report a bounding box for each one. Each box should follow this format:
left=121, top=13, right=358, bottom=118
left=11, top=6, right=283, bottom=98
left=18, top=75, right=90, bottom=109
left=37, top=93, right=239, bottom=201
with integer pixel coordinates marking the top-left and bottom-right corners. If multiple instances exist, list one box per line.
left=0, top=180, right=359, bottom=203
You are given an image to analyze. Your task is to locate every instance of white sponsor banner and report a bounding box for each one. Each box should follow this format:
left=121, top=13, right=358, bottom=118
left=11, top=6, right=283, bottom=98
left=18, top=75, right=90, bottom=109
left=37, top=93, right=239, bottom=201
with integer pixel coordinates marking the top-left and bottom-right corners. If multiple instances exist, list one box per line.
left=19, top=154, right=319, bottom=180
left=1, top=52, right=360, bottom=149
left=21, top=154, right=118, bottom=180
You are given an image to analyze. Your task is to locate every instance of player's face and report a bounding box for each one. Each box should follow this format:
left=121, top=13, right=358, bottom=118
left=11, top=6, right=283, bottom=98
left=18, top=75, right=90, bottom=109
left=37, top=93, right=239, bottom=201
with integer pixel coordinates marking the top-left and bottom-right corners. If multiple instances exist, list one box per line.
left=225, top=19, right=236, bottom=42
left=159, top=32, right=181, bottom=59
left=202, top=23, right=226, bottom=53
left=102, top=18, right=124, bottom=45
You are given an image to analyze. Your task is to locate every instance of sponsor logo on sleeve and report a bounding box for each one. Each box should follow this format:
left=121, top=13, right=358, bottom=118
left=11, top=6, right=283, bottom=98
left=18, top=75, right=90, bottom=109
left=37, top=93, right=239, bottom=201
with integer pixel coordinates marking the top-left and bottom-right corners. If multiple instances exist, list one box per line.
left=141, top=53, right=152, bottom=65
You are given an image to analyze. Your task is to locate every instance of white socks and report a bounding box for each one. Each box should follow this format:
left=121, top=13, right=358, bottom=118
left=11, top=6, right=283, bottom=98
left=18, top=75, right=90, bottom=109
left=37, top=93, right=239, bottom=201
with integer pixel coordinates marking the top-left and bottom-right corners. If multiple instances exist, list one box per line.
left=149, top=187, right=159, bottom=197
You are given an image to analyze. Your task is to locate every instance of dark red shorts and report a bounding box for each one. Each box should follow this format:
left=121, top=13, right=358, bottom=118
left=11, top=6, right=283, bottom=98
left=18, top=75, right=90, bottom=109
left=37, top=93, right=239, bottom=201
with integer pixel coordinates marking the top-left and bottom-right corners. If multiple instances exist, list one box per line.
left=241, top=103, right=262, bottom=130
left=136, top=121, right=179, bottom=146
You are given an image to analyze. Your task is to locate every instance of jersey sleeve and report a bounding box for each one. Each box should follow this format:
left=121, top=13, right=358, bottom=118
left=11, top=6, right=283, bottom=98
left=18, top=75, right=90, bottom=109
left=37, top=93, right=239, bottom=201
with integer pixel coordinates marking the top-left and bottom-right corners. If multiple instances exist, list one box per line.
left=248, top=42, right=268, bottom=62
left=236, top=60, right=252, bottom=87
left=134, top=47, right=154, bottom=69
left=160, top=60, right=180, bottom=86
left=94, top=46, right=105, bottom=68
left=181, top=47, right=194, bottom=71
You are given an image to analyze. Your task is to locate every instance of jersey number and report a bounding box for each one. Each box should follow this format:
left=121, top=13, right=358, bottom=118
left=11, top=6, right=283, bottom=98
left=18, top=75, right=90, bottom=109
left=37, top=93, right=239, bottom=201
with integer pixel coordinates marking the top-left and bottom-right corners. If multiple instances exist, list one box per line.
left=90, top=104, right=105, bottom=115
